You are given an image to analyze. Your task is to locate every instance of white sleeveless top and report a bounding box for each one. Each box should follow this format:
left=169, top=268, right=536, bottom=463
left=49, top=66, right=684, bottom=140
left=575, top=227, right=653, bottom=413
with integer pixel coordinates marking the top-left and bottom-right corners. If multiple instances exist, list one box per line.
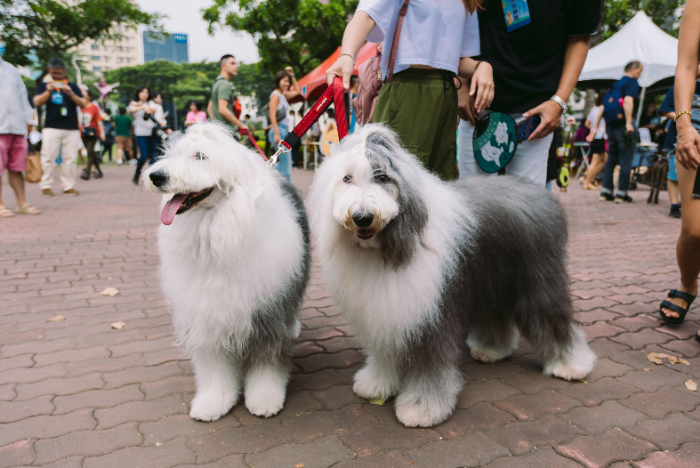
left=270, top=90, right=290, bottom=127
left=358, top=0, right=481, bottom=79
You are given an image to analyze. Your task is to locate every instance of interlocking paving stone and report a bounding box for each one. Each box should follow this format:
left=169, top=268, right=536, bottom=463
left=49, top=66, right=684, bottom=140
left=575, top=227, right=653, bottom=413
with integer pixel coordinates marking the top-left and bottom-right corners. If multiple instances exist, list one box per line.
left=627, top=412, right=700, bottom=451
left=490, top=414, right=583, bottom=455
left=559, top=400, right=647, bottom=435
left=4, top=168, right=700, bottom=465
left=632, top=442, right=700, bottom=468
left=82, top=437, right=194, bottom=468
left=556, top=427, right=658, bottom=468
left=404, top=433, right=510, bottom=468
left=619, top=387, right=700, bottom=419
left=245, top=435, right=355, bottom=468
left=33, top=422, right=143, bottom=465
left=558, top=377, right=641, bottom=406
left=0, top=440, right=34, bottom=468
left=484, top=446, right=583, bottom=468
left=494, top=389, right=580, bottom=420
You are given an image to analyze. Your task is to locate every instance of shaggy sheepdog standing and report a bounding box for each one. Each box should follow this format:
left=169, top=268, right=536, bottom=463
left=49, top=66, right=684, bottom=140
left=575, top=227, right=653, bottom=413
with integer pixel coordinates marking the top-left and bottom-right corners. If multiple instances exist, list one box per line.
left=143, top=123, right=310, bottom=421
left=308, top=124, right=596, bottom=428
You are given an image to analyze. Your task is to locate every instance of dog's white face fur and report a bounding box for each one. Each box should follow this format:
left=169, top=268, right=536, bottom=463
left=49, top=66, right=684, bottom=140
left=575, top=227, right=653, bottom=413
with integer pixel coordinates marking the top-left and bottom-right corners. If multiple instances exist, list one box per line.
left=310, top=124, right=431, bottom=269
left=329, top=147, right=401, bottom=248
left=143, top=122, right=267, bottom=226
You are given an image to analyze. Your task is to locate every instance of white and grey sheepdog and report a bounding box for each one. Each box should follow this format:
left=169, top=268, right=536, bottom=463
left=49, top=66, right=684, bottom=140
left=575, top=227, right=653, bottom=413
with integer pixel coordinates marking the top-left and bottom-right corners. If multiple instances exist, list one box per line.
left=143, top=122, right=310, bottom=421
left=308, top=124, right=596, bottom=428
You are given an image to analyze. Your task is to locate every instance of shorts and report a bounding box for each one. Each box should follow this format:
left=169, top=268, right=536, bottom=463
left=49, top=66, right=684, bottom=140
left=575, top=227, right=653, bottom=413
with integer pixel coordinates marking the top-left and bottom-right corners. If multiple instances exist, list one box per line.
left=116, top=136, right=133, bottom=152
left=668, top=154, right=678, bottom=182
left=0, top=134, right=28, bottom=174
left=590, top=138, right=606, bottom=154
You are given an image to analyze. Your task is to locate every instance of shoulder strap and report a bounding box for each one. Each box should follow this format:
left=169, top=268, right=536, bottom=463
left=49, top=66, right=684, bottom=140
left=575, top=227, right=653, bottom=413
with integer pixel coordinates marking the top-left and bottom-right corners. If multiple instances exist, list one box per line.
left=386, top=0, right=410, bottom=83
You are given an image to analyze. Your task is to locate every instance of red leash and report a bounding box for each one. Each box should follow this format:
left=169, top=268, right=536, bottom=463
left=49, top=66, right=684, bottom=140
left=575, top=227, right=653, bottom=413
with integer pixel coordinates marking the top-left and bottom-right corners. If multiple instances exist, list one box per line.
left=269, top=76, right=348, bottom=166
left=239, top=128, right=268, bottom=161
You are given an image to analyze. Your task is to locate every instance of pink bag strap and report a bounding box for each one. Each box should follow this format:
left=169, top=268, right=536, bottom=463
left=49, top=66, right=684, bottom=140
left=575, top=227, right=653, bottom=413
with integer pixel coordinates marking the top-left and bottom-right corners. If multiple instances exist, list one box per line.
left=385, top=0, right=410, bottom=84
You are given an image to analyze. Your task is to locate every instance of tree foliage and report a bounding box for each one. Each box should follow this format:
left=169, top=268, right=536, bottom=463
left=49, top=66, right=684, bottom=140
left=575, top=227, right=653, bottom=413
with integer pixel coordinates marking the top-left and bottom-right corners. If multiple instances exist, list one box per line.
left=103, top=60, right=272, bottom=111
left=0, top=0, right=163, bottom=66
left=602, top=0, right=683, bottom=39
left=202, top=0, right=358, bottom=77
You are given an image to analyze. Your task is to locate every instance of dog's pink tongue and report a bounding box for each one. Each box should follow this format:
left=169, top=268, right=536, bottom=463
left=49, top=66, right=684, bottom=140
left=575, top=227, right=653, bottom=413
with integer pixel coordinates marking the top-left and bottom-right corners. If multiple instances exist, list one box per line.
left=161, top=194, right=188, bottom=225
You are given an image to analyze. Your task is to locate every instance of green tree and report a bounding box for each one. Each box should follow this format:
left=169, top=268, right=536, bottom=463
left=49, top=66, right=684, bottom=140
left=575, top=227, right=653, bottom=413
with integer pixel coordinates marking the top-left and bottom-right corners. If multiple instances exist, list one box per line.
left=602, top=0, right=683, bottom=40
left=105, top=60, right=215, bottom=108
left=0, top=0, right=163, bottom=66
left=202, top=0, right=358, bottom=77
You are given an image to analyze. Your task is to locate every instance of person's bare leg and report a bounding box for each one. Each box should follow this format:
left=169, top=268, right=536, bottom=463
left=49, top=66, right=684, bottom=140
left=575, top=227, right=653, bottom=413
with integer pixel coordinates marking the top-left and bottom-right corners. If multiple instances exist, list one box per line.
left=8, top=171, right=27, bottom=207
left=662, top=164, right=700, bottom=321
left=585, top=152, right=606, bottom=188
left=668, top=180, right=680, bottom=205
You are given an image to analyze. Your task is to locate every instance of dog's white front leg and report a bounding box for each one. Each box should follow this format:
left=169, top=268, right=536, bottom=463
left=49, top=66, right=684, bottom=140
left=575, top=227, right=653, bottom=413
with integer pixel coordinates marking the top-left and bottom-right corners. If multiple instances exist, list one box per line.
left=353, top=353, right=401, bottom=400
left=189, top=349, right=241, bottom=422
left=244, top=361, right=290, bottom=417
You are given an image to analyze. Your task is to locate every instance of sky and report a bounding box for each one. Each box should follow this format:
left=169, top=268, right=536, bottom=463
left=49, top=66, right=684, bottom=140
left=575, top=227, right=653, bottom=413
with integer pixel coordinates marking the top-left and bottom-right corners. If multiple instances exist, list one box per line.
left=138, top=0, right=260, bottom=64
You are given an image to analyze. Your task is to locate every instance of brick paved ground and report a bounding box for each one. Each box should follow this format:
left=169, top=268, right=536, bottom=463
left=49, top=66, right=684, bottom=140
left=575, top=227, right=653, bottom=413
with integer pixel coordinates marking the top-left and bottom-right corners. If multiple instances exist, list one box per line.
left=2, top=165, right=700, bottom=467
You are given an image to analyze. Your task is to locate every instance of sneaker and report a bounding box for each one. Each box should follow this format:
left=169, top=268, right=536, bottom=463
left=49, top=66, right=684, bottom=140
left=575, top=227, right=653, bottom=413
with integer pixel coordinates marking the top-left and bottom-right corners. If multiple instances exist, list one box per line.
left=117, top=158, right=123, bottom=165
left=669, top=204, right=682, bottom=218
left=614, top=194, right=633, bottom=204
left=41, top=188, right=55, bottom=197
left=129, top=159, right=137, bottom=166
left=599, top=193, right=614, bottom=202
left=93, top=172, right=103, bottom=179
left=80, top=173, right=90, bottom=180
left=63, top=189, right=80, bottom=196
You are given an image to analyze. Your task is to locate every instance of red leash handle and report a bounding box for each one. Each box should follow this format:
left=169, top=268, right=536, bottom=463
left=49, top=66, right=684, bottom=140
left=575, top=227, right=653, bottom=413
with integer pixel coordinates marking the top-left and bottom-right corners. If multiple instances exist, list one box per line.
left=281, top=76, right=348, bottom=152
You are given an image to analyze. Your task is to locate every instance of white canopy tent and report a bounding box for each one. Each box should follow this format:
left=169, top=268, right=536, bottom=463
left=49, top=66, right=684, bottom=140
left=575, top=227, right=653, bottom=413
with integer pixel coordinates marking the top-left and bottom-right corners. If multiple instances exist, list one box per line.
left=578, top=11, right=679, bottom=123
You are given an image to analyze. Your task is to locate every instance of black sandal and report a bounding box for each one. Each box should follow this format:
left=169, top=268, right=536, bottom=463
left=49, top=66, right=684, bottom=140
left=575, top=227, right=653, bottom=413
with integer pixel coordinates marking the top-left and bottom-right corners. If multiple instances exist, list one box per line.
left=659, top=289, right=697, bottom=324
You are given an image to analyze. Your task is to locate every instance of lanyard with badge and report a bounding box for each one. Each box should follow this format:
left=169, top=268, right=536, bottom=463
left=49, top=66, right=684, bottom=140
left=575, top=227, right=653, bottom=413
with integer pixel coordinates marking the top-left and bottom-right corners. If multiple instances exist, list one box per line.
left=51, top=80, right=70, bottom=116
left=501, top=0, right=531, bottom=31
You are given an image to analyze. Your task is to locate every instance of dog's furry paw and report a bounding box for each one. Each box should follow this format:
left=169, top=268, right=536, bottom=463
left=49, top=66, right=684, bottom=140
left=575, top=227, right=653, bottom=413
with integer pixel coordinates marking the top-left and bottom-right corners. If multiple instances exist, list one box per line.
left=189, top=391, right=237, bottom=422
left=245, top=385, right=286, bottom=418
left=543, top=329, right=597, bottom=381
left=466, top=330, right=519, bottom=364
left=466, top=339, right=514, bottom=364
left=353, top=361, right=399, bottom=400
left=394, top=393, right=454, bottom=428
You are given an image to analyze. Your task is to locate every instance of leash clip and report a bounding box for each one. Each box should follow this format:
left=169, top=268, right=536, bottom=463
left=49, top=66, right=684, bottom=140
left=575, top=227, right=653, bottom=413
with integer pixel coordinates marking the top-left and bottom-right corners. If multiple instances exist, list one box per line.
left=267, top=143, right=291, bottom=168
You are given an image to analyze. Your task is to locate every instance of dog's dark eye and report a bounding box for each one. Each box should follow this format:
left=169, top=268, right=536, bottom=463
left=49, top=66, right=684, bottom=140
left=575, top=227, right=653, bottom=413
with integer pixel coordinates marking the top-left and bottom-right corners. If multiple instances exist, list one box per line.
left=195, top=152, right=207, bottom=160
left=343, top=175, right=352, bottom=184
left=375, top=174, right=389, bottom=183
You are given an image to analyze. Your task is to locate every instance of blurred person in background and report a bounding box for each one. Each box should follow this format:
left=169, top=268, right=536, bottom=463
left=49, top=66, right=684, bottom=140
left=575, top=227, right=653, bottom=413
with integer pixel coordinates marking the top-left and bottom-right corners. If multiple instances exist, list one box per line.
left=269, top=66, right=301, bottom=181
left=114, top=106, right=134, bottom=165
left=128, top=86, right=157, bottom=184
left=584, top=90, right=608, bottom=190
left=0, top=38, right=41, bottom=216
left=79, top=90, right=105, bottom=180
left=34, top=57, right=87, bottom=197
left=185, top=100, right=207, bottom=127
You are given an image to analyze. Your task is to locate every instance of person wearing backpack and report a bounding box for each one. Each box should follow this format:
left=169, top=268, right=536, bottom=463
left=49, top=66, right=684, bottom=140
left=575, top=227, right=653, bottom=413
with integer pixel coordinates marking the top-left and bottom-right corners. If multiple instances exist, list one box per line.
left=599, top=60, right=644, bottom=204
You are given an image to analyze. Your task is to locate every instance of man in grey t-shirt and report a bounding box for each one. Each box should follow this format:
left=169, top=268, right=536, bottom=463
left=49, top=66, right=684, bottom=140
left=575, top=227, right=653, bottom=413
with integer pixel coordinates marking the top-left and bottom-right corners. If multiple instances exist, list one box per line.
left=209, top=54, right=248, bottom=135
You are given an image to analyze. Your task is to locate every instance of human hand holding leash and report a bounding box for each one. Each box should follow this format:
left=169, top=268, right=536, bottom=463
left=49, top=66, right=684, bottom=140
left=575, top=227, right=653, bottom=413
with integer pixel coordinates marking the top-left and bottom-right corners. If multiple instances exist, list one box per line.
left=523, top=100, right=562, bottom=141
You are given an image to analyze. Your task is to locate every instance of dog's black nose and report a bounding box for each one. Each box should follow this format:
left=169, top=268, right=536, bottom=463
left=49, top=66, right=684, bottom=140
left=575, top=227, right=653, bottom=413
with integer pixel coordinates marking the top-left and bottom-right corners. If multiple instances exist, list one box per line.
left=149, top=171, right=168, bottom=188
left=352, top=212, right=374, bottom=228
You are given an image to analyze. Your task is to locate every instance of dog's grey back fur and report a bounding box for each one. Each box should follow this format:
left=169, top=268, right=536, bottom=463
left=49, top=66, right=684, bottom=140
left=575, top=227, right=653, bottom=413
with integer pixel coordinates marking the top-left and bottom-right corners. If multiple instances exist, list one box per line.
left=246, top=180, right=311, bottom=366
left=397, top=175, right=573, bottom=376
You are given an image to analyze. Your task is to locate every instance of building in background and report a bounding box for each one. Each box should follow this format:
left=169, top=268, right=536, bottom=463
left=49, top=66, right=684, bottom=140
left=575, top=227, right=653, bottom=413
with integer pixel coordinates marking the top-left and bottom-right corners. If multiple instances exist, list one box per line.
left=143, top=32, right=189, bottom=64
left=75, top=24, right=140, bottom=73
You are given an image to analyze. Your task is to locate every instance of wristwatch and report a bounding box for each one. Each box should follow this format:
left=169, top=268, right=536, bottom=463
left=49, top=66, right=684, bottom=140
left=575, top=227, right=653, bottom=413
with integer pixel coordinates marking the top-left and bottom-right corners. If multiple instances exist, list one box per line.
left=550, top=95, right=567, bottom=113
